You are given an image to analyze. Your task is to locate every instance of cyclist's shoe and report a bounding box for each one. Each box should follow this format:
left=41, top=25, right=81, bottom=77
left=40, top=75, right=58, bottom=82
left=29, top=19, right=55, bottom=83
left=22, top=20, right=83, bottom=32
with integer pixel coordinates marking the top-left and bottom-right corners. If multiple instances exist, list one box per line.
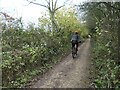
left=76, top=53, right=77, bottom=55
left=77, top=48, right=78, bottom=51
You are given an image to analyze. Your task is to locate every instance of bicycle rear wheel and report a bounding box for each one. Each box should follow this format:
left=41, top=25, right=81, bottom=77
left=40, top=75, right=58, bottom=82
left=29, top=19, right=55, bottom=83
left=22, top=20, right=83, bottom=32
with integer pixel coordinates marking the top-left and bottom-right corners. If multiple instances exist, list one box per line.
left=72, top=47, right=76, bottom=59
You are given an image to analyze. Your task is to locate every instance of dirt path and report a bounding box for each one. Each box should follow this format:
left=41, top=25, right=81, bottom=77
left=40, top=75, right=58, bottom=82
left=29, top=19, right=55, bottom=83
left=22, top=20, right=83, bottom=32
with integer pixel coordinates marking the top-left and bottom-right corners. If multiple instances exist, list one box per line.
left=31, top=38, right=91, bottom=88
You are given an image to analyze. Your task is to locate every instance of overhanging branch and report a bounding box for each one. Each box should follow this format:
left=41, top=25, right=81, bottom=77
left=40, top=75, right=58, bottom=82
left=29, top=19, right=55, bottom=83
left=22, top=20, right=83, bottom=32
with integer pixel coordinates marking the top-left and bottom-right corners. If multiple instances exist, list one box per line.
left=55, top=0, right=70, bottom=11
left=55, top=5, right=65, bottom=11
left=26, top=0, right=48, bottom=8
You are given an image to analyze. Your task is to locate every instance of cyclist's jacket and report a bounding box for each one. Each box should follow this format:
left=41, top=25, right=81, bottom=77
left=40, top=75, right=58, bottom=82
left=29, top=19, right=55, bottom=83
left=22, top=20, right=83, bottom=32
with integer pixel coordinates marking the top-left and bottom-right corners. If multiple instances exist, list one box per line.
left=71, top=34, right=80, bottom=42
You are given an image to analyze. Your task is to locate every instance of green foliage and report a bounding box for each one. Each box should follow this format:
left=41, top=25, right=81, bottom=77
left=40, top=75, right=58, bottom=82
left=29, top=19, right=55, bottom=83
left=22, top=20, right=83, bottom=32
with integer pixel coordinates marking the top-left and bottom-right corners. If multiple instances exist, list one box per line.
left=78, top=2, right=120, bottom=88
left=1, top=7, right=88, bottom=88
left=56, top=8, right=81, bottom=31
left=1, top=20, right=70, bottom=87
left=55, top=8, right=89, bottom=38
left=91, top=28, right=120, bottom=88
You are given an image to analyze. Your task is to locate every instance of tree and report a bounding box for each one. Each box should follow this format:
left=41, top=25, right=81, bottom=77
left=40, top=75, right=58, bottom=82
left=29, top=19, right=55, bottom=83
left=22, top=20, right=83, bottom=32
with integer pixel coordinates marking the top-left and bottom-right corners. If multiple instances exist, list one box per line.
left=77, top=2, right=120, bottom=88
left=26, top=0, right=69, bottom=32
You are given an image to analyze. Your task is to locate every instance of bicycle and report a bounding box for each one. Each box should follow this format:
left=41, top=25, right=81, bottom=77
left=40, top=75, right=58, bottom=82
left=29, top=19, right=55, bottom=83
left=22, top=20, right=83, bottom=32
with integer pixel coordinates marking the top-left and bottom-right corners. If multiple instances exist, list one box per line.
left=72, top=44, right=77, bottom=59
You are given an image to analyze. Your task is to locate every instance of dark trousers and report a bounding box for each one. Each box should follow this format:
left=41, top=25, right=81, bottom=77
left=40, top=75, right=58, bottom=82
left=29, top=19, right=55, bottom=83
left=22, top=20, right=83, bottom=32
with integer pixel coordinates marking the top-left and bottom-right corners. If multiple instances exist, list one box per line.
left=71, top=40, right=78, bottom=50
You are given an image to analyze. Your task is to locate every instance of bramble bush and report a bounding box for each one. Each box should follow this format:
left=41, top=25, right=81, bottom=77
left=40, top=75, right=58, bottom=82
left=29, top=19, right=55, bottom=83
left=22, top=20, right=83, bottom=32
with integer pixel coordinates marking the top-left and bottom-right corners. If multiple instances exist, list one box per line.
left=91, top=28, right=120, bottom=88
left=1, top=8, right=88, bottom=87
left=2, top=24, right=72, bottom=87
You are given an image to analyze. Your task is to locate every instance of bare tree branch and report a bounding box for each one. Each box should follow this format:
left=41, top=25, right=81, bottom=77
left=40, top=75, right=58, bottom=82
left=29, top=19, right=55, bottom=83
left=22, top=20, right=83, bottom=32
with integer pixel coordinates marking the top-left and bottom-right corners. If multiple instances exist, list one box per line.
left=54, top=0, right=58, bottom=10
left=26, top=0, right=69, bottom=32
left=52, top=0, right=54, bottom=11
left=24, top=1, right=32, bottom=6
left=55, top=0, right=70, bottom=11
left=55, top=5, right=65, bottom=11
left=26, top=0, right=48, bottom=8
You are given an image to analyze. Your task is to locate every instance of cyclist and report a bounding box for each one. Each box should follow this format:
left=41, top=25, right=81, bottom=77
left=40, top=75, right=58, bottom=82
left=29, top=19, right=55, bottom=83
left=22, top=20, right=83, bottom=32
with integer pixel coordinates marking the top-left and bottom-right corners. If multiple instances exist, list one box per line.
left=71, top=31, right=81, bottom=52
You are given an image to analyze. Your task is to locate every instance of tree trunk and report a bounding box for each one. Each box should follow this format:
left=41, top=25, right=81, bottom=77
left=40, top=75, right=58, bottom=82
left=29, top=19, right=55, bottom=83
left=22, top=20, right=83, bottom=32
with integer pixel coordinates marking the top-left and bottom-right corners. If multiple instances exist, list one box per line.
left=50, top=11, right=58, bottom=35
left=51, top=12, right=55, bottom=31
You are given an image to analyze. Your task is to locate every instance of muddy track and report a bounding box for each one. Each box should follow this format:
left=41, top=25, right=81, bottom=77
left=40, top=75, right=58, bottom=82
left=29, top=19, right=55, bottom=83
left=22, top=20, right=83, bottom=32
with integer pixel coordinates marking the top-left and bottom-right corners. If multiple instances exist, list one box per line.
left=31, top=38, right=91, bottom=88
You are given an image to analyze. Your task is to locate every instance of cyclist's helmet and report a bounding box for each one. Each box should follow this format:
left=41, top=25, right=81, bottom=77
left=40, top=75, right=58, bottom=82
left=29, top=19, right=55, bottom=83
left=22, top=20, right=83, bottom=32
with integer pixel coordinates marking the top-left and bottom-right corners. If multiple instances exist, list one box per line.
left=75, top=31, right=78, bottom=34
